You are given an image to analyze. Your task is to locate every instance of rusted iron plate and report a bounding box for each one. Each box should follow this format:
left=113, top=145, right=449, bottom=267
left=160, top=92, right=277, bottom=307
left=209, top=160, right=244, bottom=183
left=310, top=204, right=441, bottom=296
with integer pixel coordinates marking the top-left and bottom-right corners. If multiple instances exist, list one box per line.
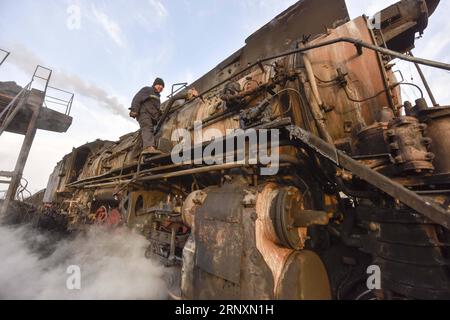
left=195, top=184, right=244, bottom=284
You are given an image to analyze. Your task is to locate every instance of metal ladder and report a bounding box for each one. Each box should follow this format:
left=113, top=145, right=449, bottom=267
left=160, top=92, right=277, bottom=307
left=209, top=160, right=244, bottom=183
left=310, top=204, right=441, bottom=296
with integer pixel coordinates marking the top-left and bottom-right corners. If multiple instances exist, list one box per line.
left=0, top=65, right=52, bottom=214
left=0, top=81, right=32, bottom=136
left=0, top=65, right=52, bottom=135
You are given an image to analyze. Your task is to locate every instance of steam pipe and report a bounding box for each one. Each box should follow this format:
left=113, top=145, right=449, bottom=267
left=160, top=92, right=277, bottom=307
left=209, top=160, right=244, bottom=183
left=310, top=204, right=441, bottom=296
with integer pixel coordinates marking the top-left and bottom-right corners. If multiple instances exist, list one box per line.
left=302, top=53, right=324, bottom=108
left=79, top=150, right=300, bottom=189
left=300, top=52, right=333, bottom=143
left=155, top=89, right=197, bottom=134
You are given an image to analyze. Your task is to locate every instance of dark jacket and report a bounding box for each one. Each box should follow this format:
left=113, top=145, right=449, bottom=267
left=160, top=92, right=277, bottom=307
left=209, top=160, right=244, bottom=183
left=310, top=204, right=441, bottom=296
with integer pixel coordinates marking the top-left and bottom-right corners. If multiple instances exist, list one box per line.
left=129, top=86, right=161, bottom=120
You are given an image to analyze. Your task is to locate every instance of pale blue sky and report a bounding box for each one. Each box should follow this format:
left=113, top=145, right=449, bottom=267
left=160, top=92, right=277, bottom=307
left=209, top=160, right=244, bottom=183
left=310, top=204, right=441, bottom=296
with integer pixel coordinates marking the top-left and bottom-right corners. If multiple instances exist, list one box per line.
left=1, top=0, right=449, bottom=192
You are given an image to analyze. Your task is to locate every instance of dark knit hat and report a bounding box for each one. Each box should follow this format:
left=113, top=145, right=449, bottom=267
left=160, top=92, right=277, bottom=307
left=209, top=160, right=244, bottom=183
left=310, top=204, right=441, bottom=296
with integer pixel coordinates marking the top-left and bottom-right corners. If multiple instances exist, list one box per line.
left=153, top=77, right=165, bottom=87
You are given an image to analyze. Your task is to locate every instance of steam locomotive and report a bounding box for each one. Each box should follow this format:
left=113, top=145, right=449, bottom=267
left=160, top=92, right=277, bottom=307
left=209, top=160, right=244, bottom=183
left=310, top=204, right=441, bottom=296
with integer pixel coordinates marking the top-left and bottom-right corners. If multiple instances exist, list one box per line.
left=40, top=0, right=450, bottom=300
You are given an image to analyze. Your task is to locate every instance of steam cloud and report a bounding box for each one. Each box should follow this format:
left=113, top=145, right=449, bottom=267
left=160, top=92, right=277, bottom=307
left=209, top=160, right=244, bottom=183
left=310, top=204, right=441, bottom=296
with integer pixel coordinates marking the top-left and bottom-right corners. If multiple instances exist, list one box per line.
left=6, top=43, right=129, bottom=119
left=0, top=221, right=168, bottom=300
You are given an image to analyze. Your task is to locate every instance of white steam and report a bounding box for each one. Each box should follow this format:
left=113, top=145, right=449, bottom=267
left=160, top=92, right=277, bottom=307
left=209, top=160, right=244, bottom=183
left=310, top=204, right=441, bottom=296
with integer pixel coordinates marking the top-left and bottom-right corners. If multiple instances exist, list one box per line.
left=5, top=43, right=129, bottom=120
left=0, top=223, right=168, bottom=300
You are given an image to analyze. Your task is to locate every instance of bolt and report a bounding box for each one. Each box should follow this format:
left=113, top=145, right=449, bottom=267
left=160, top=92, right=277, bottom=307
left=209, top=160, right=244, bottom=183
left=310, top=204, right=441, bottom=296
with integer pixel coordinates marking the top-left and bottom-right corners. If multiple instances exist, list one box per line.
left=368, top=222, right=379, bottom=232
left=395, top=155, right=404, bottom=163
left=419, top=124, right=428, bottom=132
left=421, top=137, right=432, bottom=146
left=386, top=130, right=395, bottom=137
left=389, top=142, right=399, bottom=150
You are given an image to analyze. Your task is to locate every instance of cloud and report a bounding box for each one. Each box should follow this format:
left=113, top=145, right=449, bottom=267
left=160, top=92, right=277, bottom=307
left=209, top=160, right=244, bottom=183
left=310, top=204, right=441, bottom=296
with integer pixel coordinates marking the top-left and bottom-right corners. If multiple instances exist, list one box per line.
left=92, top=5, right=126, bottom=48
left=6, top=43, right=130, bottom=120
left=134, top=0, right=169, bottom=32
left=53, top=71, right=129, bottom=119
left=149, top=0, right=168, bottom=19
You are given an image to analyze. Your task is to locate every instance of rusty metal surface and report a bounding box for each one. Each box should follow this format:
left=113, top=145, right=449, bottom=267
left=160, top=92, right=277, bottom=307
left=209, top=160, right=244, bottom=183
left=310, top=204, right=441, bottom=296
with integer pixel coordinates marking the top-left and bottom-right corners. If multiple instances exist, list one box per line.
left=255, top=183, right=293, bottom=294
left=195, top=184, right=244, bottom=284
left=272, top=186, right=309, bottom=250
left=276, top=250, right=331, bottom=300
left=387, top=116, right=434, bottom=174
left=373, top=0, right=440, bottom=52
left=357, top=205, right=450, bottom=299
left=42, top=161, right=64, bottom=203
left=418, top=106, right=450, bottom=174
left=301, top=17, right=397, bottom=141
left=287, top=125, right=450, bottom=230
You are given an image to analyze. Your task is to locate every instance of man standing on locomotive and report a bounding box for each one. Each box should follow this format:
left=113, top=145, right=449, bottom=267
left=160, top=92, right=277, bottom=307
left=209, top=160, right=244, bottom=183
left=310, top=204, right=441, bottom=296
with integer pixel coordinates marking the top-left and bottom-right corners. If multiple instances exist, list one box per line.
left=129, top=77, right=165, bottom=155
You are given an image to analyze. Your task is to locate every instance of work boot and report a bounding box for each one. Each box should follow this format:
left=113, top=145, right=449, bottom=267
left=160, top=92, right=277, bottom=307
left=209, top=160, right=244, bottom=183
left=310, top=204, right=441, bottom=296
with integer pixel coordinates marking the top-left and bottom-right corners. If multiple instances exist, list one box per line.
left=141, top=146, right=162, bottom=155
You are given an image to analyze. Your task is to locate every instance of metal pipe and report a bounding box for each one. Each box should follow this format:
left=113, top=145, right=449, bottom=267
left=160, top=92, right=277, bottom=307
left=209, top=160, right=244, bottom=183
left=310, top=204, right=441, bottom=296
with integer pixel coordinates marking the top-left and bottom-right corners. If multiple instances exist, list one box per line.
left=410, top=52, right=439, bottom=106
left=274, top=38, right=450, bottom=72
left=81, top=181, right=132, bottom=189
left=0, top=171, right=13, bottom=178
left=302, top=53, right=324, bottom=107
left=300, top=53, right=333, bottom=143
left=67, top=161, right=141, bottom=187
left=187, top=110, right=236, bottom=130
left=151, top=145, right=298, bottom=178
left=70, top=162, right=188, bottom=188
left=80, top=150, right=300, bottom=190
left=168, top=226, right=176, bottom=262
left=139, top=163, right=243, bottom=182
left=81, top=163, right=246, bottom=189
left=155, top=90, right=195, bottom=134
left=72, top=134, right=295, bottom=189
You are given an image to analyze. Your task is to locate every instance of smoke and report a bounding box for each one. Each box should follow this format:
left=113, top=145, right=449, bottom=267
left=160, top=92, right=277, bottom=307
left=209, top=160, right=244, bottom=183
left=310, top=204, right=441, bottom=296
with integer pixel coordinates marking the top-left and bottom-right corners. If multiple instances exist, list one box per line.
left=6, top=43, right=129, bottom=120
left=0, top=221, right=168, bottom=300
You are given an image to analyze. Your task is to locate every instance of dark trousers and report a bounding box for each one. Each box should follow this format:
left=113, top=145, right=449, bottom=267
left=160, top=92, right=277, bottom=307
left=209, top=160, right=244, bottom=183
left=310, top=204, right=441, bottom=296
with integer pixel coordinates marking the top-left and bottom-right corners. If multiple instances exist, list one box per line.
left=137, top=113, right=157, bottom=149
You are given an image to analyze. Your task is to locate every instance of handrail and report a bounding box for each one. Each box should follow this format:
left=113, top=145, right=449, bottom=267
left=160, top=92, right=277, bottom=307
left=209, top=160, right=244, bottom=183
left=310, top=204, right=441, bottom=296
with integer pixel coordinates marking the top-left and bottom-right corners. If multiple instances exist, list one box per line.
left=44, top=86, right=74, bottom=116
left=0, top=82, right=32, bottom=135
left=32, top=65, right=52, bottom=94
left=31, top=66, right=74, bottom=116
left=0, top=49, right=10, bottom=67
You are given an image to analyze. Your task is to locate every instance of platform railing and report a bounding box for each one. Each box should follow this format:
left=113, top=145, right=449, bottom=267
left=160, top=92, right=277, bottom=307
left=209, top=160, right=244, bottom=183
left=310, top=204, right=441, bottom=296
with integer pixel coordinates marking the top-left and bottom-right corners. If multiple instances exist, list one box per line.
left=0, top=49, right=10, bottom=67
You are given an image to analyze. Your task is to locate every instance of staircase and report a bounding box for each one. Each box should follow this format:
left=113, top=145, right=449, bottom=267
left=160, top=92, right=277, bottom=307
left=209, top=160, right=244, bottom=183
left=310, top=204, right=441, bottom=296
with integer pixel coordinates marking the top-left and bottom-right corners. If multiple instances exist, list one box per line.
left=0, top=59, right=74, bottom=215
